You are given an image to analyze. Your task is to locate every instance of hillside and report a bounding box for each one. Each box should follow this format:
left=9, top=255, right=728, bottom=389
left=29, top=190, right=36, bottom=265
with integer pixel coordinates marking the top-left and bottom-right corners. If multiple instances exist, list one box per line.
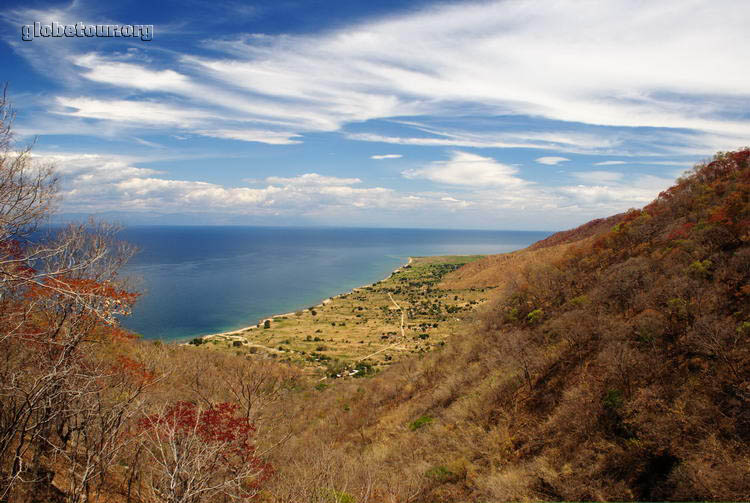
left=258, top=149, right=750, bottom=502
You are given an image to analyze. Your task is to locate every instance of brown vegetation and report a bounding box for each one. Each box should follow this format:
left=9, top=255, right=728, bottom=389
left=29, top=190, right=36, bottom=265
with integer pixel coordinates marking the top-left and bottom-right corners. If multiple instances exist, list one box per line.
left=257, top=148, right=750, bottom=502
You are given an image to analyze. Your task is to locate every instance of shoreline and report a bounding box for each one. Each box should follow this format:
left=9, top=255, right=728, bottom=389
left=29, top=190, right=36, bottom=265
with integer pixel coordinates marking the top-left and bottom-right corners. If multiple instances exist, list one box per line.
left=194, top=256, right=415, bottom=343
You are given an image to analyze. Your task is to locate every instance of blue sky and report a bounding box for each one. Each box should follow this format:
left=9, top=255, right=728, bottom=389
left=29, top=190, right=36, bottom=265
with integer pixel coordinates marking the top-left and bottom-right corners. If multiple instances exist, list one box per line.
left=1, top=0, right=748, bottom=230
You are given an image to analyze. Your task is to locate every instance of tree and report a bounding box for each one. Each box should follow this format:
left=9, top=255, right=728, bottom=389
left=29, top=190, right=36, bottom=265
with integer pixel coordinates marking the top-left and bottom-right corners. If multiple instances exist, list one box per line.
left=135, top=401, right=270, bottom=503
left=0, top=89, right=140, bottom=502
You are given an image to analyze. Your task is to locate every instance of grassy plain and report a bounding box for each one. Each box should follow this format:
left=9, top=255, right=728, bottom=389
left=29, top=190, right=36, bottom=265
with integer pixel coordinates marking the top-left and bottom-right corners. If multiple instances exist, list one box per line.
left=198, top=255, right=492, bottom=375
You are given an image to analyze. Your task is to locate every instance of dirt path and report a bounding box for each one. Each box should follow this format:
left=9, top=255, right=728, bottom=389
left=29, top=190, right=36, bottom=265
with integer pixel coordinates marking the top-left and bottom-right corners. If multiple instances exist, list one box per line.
left=387, top=292, right=406, bottom=339
left=356, top=341, right=404, bottom=362
left=355, top=292, right=407, bottom=362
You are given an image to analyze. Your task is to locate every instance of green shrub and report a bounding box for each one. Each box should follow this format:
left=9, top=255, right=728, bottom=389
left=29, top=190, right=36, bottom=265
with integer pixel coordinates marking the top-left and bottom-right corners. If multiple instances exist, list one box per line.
left=424, top=465, right=459, bottom=483
left=353, top=361, right=374, bottom=378
left=688, top=259, right=713, bottom=279
left=409, top=415, right=434, bottom=431
left=527, top=308, right=544, bottom=324
left=568, top=295, right=590, bottom=307
left=603, top=388, right=624, bottom=410
left=319, top=489, right=355, bottom=503
left=505, top=307, right=519, bottom=322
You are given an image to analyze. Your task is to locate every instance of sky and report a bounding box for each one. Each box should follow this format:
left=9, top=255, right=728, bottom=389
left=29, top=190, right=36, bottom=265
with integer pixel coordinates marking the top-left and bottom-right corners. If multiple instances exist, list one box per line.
left=1, top=0, right=748, bottom=230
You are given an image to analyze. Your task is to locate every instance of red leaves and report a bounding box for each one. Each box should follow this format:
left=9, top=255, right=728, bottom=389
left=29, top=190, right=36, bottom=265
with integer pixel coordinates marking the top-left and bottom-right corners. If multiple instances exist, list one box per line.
left=139, top=401, right=256, bottom=448
left=730, top=148, right=750, bottom=167
left=667, top=222, right=695, bottom=241
left=112, top=355, right=156, bottom=385
left=137, top=401, right=271, bottom=500
left=26, top=275, right=139, bottom=306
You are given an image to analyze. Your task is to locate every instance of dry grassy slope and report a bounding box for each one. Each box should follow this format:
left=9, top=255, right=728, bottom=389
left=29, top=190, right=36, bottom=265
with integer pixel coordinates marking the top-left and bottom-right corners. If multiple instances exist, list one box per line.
left=438, top=211, right=625, bottom=292
left=264, top=149, right=750, bottom=503
left=438, top=240, right=581, bottom=291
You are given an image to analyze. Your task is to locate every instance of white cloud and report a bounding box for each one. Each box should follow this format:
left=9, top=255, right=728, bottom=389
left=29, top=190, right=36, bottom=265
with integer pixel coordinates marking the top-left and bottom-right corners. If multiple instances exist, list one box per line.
left=536, top=156, right=570, bottom=165
left=72, top=54, right=193, bottom=92
left=27, top=149, right=681, bottom=228
left=370, top=154, right=403, bottom=160
left=594, top=160, right=627, bottom=166
left=402, top=151, right=529, bottom=188
left=30, top=152, right=435, bottom=216
left=30, top=152, right=162, bottom=181
left=196, top=129, right=302, bottom=145
left=190, top=0, right=750, bottom=140
left=55, top=97, right=216, bottom=127
left=264, top=174, right=361, bottom=186
left=14, top=0, right=748, bottom=154
left=557, top=174, right=673, bottom=206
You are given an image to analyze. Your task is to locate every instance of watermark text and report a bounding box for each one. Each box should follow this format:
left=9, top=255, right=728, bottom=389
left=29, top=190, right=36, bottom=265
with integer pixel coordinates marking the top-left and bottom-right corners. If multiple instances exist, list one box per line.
left=22, top=22, right=153, bottom=41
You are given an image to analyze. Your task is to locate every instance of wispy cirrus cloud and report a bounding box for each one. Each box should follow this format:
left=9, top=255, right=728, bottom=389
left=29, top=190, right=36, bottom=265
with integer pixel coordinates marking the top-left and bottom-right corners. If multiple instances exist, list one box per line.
left=594, top=160, right=627, bottom=166
left=8, top=0, right=750, bottom=153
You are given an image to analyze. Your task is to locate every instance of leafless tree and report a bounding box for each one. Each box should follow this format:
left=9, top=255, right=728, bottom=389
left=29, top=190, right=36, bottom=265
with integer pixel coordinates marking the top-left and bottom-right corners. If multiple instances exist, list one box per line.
left=0, top=89, right=139, bottom=503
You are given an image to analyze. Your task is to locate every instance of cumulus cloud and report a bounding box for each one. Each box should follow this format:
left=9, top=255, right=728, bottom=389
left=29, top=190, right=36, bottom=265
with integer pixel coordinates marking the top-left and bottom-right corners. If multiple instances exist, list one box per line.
left=30, top=152, right=451, bottom=217
left=536, top=156, right=570, bottom=165
left=402, top=151, right=529, bottom=188
left=26, top=149, right=680, bottom=227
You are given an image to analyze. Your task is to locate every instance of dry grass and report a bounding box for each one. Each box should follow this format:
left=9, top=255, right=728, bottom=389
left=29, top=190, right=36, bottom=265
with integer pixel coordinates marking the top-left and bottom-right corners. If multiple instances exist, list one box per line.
left=439, top=240, right=581, bottom=291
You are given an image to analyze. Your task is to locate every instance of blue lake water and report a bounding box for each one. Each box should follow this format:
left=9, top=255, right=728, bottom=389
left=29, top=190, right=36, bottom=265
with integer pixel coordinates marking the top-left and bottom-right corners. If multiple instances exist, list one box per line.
left=117, top=226, right=551, bottom=340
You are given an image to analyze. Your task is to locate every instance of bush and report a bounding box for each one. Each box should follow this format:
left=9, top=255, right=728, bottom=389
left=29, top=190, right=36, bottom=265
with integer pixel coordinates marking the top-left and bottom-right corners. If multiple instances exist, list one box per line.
left=409, top=415, right=434, bottom=431
left=352, top=361, right=375, bottom=378
left=425, top=465, right=460, bottom=484
left=603, top=389, right=623, bottom=410
left=320, top=489, right=355, bottom=503
left=527, top=308, right=544, bottom=324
